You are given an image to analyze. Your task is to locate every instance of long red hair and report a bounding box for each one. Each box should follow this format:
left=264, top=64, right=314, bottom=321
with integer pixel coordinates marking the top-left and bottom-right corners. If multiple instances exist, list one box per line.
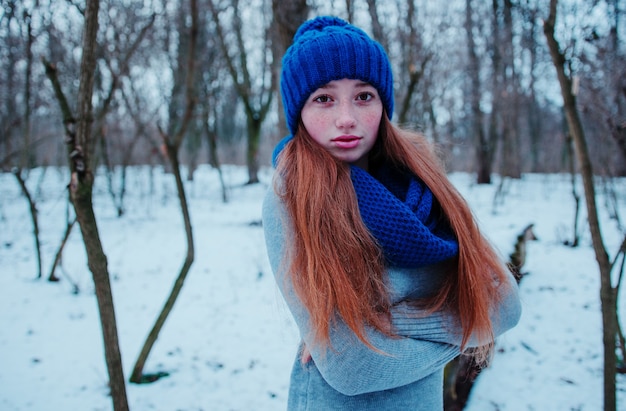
left=275, top=115, right=508, bottom=356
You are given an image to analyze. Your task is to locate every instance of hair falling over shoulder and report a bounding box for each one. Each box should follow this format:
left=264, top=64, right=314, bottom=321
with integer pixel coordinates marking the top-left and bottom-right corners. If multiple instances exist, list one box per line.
left=275, top=130, right=392, bottom=352
left=274, top=116, right=509, bottom=359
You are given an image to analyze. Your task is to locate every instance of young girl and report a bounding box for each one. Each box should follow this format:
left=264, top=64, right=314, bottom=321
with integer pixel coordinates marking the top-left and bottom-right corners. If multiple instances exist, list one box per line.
left=263, top=16, right=521, bottom=410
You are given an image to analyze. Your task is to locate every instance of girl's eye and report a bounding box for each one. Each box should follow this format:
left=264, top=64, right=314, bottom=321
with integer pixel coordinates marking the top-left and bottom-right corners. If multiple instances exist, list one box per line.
left=313, top=95, right=332, bottom=103
left=356, top=92, right=374, bottom=101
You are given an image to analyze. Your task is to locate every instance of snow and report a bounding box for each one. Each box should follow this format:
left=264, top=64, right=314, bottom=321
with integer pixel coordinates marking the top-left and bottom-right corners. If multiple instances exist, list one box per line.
left=0, top=165, right=624, bottom=411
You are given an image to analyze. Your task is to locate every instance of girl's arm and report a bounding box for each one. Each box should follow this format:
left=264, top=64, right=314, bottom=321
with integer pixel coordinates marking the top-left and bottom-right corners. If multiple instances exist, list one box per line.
left=262, top=188, right=461, bottom=396
left=388, top=265, right=522, bottom=347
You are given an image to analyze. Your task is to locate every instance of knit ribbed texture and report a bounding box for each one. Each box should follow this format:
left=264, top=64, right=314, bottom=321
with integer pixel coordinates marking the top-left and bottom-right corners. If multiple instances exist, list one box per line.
left=351, top=165, right=459, bottom=268
left=281, top=16, right=394, bottom=134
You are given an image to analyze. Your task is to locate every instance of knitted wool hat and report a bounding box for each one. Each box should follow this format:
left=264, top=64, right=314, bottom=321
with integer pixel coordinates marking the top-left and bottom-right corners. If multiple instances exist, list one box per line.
left=281, top=16, right=394, bottom=134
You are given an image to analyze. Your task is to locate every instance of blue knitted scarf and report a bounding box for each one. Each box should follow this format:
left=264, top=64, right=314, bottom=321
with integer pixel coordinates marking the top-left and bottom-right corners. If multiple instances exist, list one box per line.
left=351, top=165, right=459, bottom=268
left=272, top=136, right=458, bottom=268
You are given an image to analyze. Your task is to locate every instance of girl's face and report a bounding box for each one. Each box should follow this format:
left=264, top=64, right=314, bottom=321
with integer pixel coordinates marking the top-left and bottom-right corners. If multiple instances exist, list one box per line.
left=300, top=78, right=383, bottom=170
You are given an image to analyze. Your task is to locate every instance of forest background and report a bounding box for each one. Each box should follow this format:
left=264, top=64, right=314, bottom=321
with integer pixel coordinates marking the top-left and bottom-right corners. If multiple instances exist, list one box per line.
left=2, top=0, right=625, bottom=181
left=1, top=0, right=625, bottom=410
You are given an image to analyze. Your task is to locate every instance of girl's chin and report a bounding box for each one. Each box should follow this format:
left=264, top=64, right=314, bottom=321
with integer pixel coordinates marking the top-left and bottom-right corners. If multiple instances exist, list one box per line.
left=331, top=153, right=367, bottom=167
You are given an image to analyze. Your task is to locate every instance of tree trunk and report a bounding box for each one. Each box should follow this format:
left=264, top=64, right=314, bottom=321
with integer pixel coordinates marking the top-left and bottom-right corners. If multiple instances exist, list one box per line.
left=365, top=0, right=386, bottom=49
left=203, top=103, right=228, bottom=202
left=22, top=7, right=33, bottom=169
left=43, top=58, right=130, bottom=407
left=71, top=1, right=129, bottom=410
left=72, top=179, right=128, bottom=411
left=499, top=0, right=521, bottom=179
left=396, top=0, right=427, bottom=128
left=48, top=215, right=77, bottom=285
left=544, top=2, right=617, bottom=410
left=465, top=0, right=493, bottom=184
left=525, top=4, right=542, bottom=173
left=272, top=0, right=309, bottom=140
left=246, top=114, right=261, bottom=184
left=130, top=142, right=195, bottom=383
left=397, top=58, right=429, bottom=126
left=14, top=170, right=42, bottom=279
left=565, top=132, right=581, bottom=247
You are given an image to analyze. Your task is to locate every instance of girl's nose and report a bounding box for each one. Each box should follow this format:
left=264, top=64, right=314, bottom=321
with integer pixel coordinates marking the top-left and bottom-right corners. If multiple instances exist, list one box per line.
left=335, top=102, right=356, bottom=129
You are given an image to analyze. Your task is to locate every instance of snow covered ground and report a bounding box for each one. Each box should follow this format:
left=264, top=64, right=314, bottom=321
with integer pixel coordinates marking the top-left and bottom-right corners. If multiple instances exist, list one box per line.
left=0, top=165, right=624, bottom=410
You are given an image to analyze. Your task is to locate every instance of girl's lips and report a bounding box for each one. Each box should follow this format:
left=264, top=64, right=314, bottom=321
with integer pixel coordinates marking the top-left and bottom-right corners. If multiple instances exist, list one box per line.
left=331, top=135, right=361, bottom=149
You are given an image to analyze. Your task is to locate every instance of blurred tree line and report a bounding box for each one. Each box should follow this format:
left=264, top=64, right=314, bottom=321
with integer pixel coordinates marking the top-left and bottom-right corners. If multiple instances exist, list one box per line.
left=1, top=0, right=624, bottom=184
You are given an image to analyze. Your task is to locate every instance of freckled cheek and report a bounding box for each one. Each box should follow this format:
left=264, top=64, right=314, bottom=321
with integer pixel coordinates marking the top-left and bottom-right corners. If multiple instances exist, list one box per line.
left=311, top=113, right=333, bottom=126
left=362, top=111, right=383, bottom=130
left=302, top=113, right=332, bottom=140
left=303, top=109, right=327, bottom=124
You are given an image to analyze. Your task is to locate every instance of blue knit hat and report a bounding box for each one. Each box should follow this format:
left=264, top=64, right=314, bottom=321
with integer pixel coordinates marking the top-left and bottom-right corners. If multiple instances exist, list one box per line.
left=280, top=16, right=394, bottom=135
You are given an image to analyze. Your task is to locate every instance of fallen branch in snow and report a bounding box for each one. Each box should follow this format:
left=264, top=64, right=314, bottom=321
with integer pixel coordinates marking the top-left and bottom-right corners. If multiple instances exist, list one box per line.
left=507, top=223, right=538, bottom=283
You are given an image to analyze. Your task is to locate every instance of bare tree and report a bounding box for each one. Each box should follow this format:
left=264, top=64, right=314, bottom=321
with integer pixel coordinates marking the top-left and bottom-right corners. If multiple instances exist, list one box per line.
left=48, top=212, right=78, bottom=287
left=365, top=0, right=386, bottom=50
left=209, top=0, right=275, bottom=184
left=130, top=0, right=199, bottom=384
left=396, top=0, right=432, bottom=128
left=465, top=0, right=496, bottom=184
left=493, top=0, right=522, bottom=179
left=43, top=0, right=129, bottom=409
left=195, top=9, right=232, bottom=202
left=2, top=3, right=46, bottom=280
left=519, top=0, right=545, bottom=172
left=544, top=2, right=624, bottom=410
left=201, top=95, right=229, bottom=202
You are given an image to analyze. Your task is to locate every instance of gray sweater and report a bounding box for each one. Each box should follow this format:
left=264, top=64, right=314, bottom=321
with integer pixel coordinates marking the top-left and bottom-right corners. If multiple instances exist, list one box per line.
left=262, top=186, right=522, bottom=410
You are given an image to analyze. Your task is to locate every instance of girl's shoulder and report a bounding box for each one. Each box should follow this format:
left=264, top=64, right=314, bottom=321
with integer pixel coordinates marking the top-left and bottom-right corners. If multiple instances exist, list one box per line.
left=262, top=184, right=283, bottom=222
left=262, top=178, right=285, bottom=213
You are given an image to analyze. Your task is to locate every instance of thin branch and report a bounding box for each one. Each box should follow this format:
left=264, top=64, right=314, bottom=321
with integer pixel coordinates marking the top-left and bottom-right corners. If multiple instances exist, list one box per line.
left=42, top=58, right=76, bottom=127
left=612, top=235, right=626, bottom=290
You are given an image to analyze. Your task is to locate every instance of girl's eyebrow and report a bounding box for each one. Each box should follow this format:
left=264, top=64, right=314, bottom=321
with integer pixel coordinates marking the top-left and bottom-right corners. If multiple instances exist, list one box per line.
left=319, top=81, right=374, bottom=89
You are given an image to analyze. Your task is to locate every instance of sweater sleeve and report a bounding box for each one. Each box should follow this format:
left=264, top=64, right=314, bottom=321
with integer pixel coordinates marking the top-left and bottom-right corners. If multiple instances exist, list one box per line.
left=262, top=187, right=461, bottom=396
left=390, top=267, right=522, bottom=347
